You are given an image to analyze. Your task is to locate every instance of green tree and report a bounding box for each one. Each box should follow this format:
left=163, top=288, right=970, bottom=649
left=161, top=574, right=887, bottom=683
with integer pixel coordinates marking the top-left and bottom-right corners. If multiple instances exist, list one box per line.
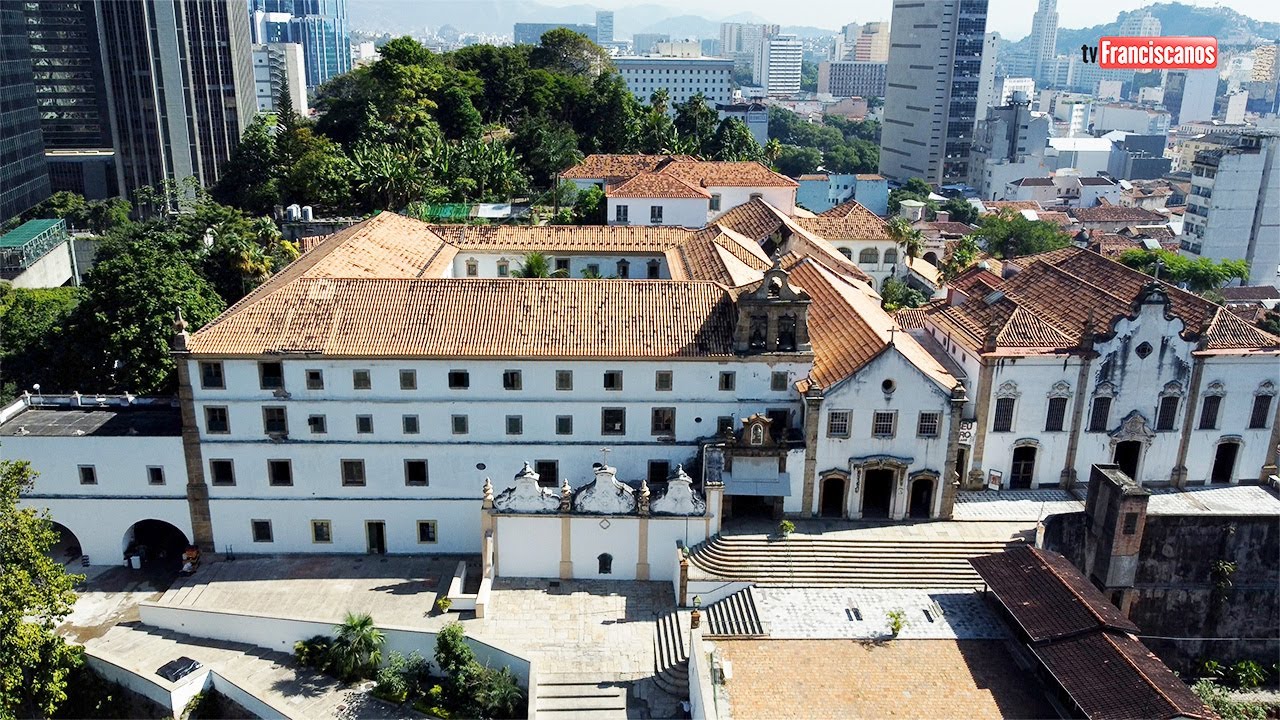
left=887, top=216, right=924, bottom=261
left=572, top=185, right=605, bottom=224
left=674, top=93, right=719, bottom=156
left=1117, top=249, right=1250, bottom=293
left=437, top=85, right=483, bottom=141
left=513, top=252, right=569, bottom=278
left=18, top=191, right=87, bottom=228
left=283, top=137, right=356, bottom=212
left=709, top=117, right=763, bottom=161
left=352, top=143, right=429, bottom=210
left=447, top=44, right=531, bottom=122
left=329, top=612, right=386, bottom=682
left=941, top=196, right=979, bottom=225
left=512, top=116, right=582, bottom=190
left=939, top=234, right=981, bottom=281
left=1, top=460, right=83, bottom=719
left=823, top=142, right=877, bottom=173
left=585, top=73, right=639, bottom=153
left=0, top=287, right=81, bottom=400
left=973, top=209, right=1070, bottom=258
left=800, top=60, right=819, bottom=92
left=82, top=198, right=132, bottom=236
left=774, top=145, right=823, bottom=178
left=529, top=28, right=610, bottom=77
left=636, top=89, right=678, bottom=154
left=880, top=277, right=927, bottom=311
left=213, top=116, right=280, bottom=214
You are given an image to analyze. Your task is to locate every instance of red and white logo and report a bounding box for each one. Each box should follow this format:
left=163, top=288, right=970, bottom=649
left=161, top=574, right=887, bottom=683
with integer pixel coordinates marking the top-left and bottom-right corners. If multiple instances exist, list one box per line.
left=1093, top=36, right=1218, bottom=70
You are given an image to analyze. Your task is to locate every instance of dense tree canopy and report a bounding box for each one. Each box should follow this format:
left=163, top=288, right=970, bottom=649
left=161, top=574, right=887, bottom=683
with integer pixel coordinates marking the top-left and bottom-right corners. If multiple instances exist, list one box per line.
left=1118, top=249, right=1250, bottom=293
left=972, top=209, right=1071, bottom=259
left=767, top=106, right=879, bottom=176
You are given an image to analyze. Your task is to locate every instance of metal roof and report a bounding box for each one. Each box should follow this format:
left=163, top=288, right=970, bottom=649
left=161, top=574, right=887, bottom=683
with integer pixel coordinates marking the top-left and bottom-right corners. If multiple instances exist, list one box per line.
left=0, top=219, right=64, bottom=248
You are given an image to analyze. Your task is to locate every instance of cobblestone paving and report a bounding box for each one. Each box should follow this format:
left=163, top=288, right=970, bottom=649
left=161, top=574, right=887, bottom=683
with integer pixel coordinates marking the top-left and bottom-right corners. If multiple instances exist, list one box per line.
left=953, top=488, right=1083, bottom=521
left=712, top=638, right=1056, bottom=720
left=752, top=588, right=1008, bottom=640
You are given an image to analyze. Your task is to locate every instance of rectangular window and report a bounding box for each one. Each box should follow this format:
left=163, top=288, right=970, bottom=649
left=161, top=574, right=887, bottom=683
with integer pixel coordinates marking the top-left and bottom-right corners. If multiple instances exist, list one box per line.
left=1122, top=512, right=1139, bottom=535
left=717, top=416, right=734, bottom=435
left=615, top=204, right=629, bottom=223
left=356, top=415, right=374, bottom=433
left=341, top=460, right=366, bottom=487
left=268, top=459, right=293, bottom=486
left=771, top=371, right=789, bottom=392
left=1250, top=394, right=1273, bottom=429
left=872, top=411, right=897, bottom=438
left=259, top=361, right=283, bottom=389
left=405, top=460, right=429, bottom=486
left=917, top=412, right=941, bottom=438
left=1155, top=395, right=1180, bottom=431
left=652, top=407, right=676, bottom=435
left=210, top=459, right=236, bottom=486
left=200, top=361, right=224, bottom=389
left=655, top=371, right=673, bottom=391
left=251, top=520, right=273, bottom=543
left=650, top=205, right=664, bottom=223
left=1198, top=395, right=1222, bottom=430
left=503, top=370, right=522, bottom=390
left=992, top=397, right=1016, bottom=433
left=263, top=406, right=288, bottom=434
left=602, top=408, right=626, bottom=435
left=506, top=415, right=523, bottom=435
left=1044, top=397, right=1068, bottom=432
left=1088, top=396, right=1112, bottom=432
left=497, top=260, right=509, bottom=277
left=556, top=415, right=573, bottom=435
left=710, top=194, right=722, bottom=211
left=353, top=369, right=371, bottom=389
left=78, top=465, right=97, bottom=485
left=399, top=369, right=417, bottom=390
left=402, top=415, right=420, bottom=434
left=647, top=260, right=660, bottom=279
left=205, top=406, right=230, bottom=433
left=587, top=263, right=601, bottom=276
left=448, top=370, right=469, bottom=389
left=648, top=460, right=671, bottom=484
left=312, top=520, right=332, bottom=544
left=147, top=466, right=165, bottom=485
left=604, top=370, right=623, bottom=391
left=308, top=414, right=327, bottom=434
left=417, top=520, right=438, bottom=544
left=535, top=460, right=559, bottom=486
left=452, top=415, right=469, bottom=434
left=305, top=369, right=324, bottom=389
left=555, top=257, right=570, bottom=273
left=719, top=371, right=736, bottom=391
left=827, top=411, right=851, bottom=438
left=556, top=370, right=573, bottom=391
left=617, top=260, right=630, bottom=278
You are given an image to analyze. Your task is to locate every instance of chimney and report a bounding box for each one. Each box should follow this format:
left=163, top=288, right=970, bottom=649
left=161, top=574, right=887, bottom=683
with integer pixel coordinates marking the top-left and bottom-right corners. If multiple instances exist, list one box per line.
left=935, top=210, right=950, bottom=223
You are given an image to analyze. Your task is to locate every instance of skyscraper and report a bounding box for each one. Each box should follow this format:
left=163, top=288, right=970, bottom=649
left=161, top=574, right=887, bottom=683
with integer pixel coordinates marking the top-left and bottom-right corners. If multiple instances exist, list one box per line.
left=595, top=11, right=614, bottom=45
left=1027, top=0, right=1058, bottom=84
left=854, top=22, right=890, bottom=63
left=0, top=3, right=50, bottom=221
left=755, top=34, right=802, bottom=96
left=880, top=0, right=989, bottom=183
left=291, top=0, right=350, bottom=89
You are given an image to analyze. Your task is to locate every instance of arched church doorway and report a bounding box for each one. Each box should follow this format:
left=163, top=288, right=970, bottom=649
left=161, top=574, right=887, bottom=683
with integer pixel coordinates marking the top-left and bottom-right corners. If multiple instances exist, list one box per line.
left=122, top=520, right=188, bottom=572
left=862, top=470, right=894, bottom=518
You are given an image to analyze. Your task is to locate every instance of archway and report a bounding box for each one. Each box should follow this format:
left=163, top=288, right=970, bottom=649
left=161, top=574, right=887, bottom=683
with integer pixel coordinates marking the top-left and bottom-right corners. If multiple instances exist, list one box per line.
left=1010, top=446, right=1037, bottom=489
left=908, top=478, right=934, bottom=519
left=820, top=476, right=847, bottom=518
left=1114, top=441, right=1142, bottom=481
left=1210, top=442, right=1240, bottom=484
left=862, top=469, right=894, bottom=518
left=923, top=251, right=939, bottom=267
left=122, top=520, right=189, bottom=572
left=49, top=522, right=84, bottom=567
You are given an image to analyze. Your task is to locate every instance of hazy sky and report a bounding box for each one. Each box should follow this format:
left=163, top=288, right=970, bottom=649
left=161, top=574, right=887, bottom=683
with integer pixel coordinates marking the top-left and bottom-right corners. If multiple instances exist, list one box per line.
left=536, top=0, right=1280, bottom=40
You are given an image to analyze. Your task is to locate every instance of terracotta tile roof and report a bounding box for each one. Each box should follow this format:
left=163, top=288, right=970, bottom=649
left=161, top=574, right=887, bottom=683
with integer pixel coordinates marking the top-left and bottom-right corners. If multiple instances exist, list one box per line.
left=1089, top=233, right=1179, bottom=258
left=893, top=300, right=944, bottom=330
left=817, top=197, right=882, bottom=221
left=797, top=200, right=891, bottom=240
left=926, top=221, right=974, bottom=237
left=773, top=209, right=874, bottom=284
left=982, top=200, right=1043, bottom=212
left=659, top=160, right=798, bottom=188
left=1069, top=206, right=1167, bottom=224
left=298, top=212, right=457, bottom=280
left=1033, top=632, right=1215, bottom=720
left=796, top=173, right=829, bottom=181
left=605, top=171, right=710, bottom=200
left=665, top=227, right=772, bottom=288
left=1032, top=210, right=1076, bottom=228
left=1200, top=306, right=1280, bottom=350
left=429, top=225, right=689, bottom=254
left=854, top=173, right=884, bottom=180
left=188, top=279, right=738, bottom=358
left=710, top=198, right=786, bottom=240
left=948, top=266, right=1004, bottom=297
left=1221, top=285, right=1280, bottom=302
left=561, top=154, right=695, bottom=180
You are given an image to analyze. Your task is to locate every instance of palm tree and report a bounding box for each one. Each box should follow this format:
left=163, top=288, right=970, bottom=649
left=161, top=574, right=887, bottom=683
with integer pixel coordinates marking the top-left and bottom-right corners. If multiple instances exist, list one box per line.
left=513, top=252, right=568, bottom=278
left=887, top=216, right=924, bottom=264
left=329, top=611, right=385, bottom=681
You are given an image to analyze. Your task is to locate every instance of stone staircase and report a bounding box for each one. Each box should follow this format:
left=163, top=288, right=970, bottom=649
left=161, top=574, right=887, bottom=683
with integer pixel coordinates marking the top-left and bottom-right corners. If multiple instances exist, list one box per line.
left=704, top=587, right=765, bottom=637
left=534, top=673, right=629, bottom=719
left=651, top=610, right=688, bottom=698
left=687, top=535, right=1024, bottom=588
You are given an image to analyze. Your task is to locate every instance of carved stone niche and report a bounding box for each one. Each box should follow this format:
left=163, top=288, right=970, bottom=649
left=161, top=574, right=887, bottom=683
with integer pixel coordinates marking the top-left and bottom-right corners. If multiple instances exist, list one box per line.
left=652, top=465, right=707, bottom=516
left=740, top=413, right=776, bottom=448
left=573, top=464, right=637, bottom=515
left=1110, top=410, right=1156, bottom=447
left=493, top=462, right=560, bottom=513
left=733, top=264, right=812, bottom=354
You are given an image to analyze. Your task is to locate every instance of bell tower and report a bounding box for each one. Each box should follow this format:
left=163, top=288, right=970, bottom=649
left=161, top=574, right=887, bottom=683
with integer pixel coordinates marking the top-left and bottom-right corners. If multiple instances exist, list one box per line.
left=734, top=264, right=812, bottom=354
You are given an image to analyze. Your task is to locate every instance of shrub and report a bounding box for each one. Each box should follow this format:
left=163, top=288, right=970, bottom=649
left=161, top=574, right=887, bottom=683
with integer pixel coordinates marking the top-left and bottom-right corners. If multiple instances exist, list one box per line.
left=1196, top=658, right=1225, bottom=679
left=1193, top=679, right=1268, bottom=720
left=778, top=519, right=795, bottom=537
left=886, top=609, right=908, bottom=637
left=1231, top=660, right=1267, bottom=690
left=373, top=653, right=411, bottom=704
left=293, top=635, right=333, bottom=672
left=436, top=596, right=453, bottom=613
left=329, top=612, right=386, bottom=682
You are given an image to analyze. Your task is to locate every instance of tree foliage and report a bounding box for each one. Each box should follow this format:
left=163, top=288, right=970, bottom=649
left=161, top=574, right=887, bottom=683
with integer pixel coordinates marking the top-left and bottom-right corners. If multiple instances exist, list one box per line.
left=939, top=234, right=982, bottom=281
left=767, top=106, right=879, bottom=173
left=329, top=612, right=386, bottom=682
left=0, top=287, right=81, bottom=403
left=941, top=196, right=979, bottom=225
left=880, top=277, right=927, bottom=311
left=972, top=209, right=1071, bottom=259
left=1117, top=249, right=1250, bottom=293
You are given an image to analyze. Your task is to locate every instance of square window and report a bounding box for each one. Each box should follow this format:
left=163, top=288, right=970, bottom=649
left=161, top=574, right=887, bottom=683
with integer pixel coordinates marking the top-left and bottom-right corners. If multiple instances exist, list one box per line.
left=719, top=371, right=736, bottom=391
left=535, top=460, right=559, bottom=486
left=259, top=361, right=283, bottom=389
left=312, top=520, right=332, bottom=543
left=917, top=412, right=940, bottom=438
left=556, top=370, right=573, bottom=391
left=78, top=465, right=97, bottom=485
left=872, top=411, right=897, bottom=438
left=1122, top=512, right=1139, bottom=535
left=200, top=361, right=224, bottom=389
left=205, top=406, right=230, bottom=433
left=651, top=407, right=675, bottom=435
left=655, top=371, right=673, bottom=391
left=587, top=263, right=601, bottom=276
left=827, top=411, right=851, bottom=438
left=263, top=406, right=288, bottom=435
left=268, top=459, right=293, bottom=486
left=717, top=416, right=734, bottom=435
left=555, top=257, right=570, bottom=273
left=305, top=369, right=324, bottom=389
left=399, top=369, right=417, bottom=390
left=556, top=415, right=573, bottom=435
left=405, top=460, right=429, bottom=486
left=147, top=466, right=165, bottom=485
left=251, top=519, right=273, bottom=543
left=353, top=369, right=372, bottom=389
left=341, top=459, right=366, bottom=486
left=402, top=415, right=420, bottom=434
left=417, top=520, right=438, bottom=544
left=602, top=408, right=626, bottom=435
left=452, top=415, right=469, bottom=434
left=503, top=370, right=522, bottom=390
left=650, top=205, right=664, bottom=224
left=648, top=460, right=671, bottom=484
left=356, top=415, right=373, bottom=433
left=771, top=371, right=788, bottom=392
left=448, top=370, right=470, bottom=389
left=210, top=459, right=235, bottom=486
left=506, top=415, right=523, bottom=435
left=604, top=370, right=623, bottom=391
left=308, top=414, right=327, bottom=433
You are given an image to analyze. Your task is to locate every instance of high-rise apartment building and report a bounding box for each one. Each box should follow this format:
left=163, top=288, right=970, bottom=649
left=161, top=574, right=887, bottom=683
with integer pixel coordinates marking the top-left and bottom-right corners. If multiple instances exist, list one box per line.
left=968, top=94, right=1051, bottom=199
left=754, top=33, right=802, bottom=96
left=0, top=3, right=51, bottom=221
left=595, top=11, right=614, bottom=45
left=1027, top=0, right=1057, bottom=84
left=854, top=22, right=890, bottom=63
left=253, top=43, right=309, bottom=115
left=880, top=0, right=989, bottom=183
left=818, top=61, right=887, bottom=98
left=975, top=32, right=999, bottom=123
left=833, top=23, right=861, bottom=62
left=615, top=56, right=734, bottom=110
left=1169, top=69, right=1218, bottom=124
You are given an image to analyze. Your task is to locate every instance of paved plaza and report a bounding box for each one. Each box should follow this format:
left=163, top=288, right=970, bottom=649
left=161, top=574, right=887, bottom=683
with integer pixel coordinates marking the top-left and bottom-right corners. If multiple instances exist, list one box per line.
left=953, top=483, right=1280, bottom=521
left=753, top=588, right=1009, bottom=640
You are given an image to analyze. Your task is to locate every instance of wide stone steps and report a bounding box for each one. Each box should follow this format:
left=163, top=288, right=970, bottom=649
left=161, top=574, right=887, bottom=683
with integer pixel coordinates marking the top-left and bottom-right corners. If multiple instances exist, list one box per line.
left=688, top=536, right=1022, bottom=588
left=704, top=587, right=765, bottom=637
left=651, top=610, right=688, bottom=699
left=535, top=673, right=628, bottom=719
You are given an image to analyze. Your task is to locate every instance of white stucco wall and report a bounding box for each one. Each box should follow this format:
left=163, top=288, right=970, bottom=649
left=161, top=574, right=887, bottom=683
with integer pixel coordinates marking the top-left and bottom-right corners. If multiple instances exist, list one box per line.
left=710, top=186, right=796, bottom=218
left=608, top=197, right=708, bottom=227
left=451, top=252, right=670, bottom=279
left=492, top=512, right=710, bottom=581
